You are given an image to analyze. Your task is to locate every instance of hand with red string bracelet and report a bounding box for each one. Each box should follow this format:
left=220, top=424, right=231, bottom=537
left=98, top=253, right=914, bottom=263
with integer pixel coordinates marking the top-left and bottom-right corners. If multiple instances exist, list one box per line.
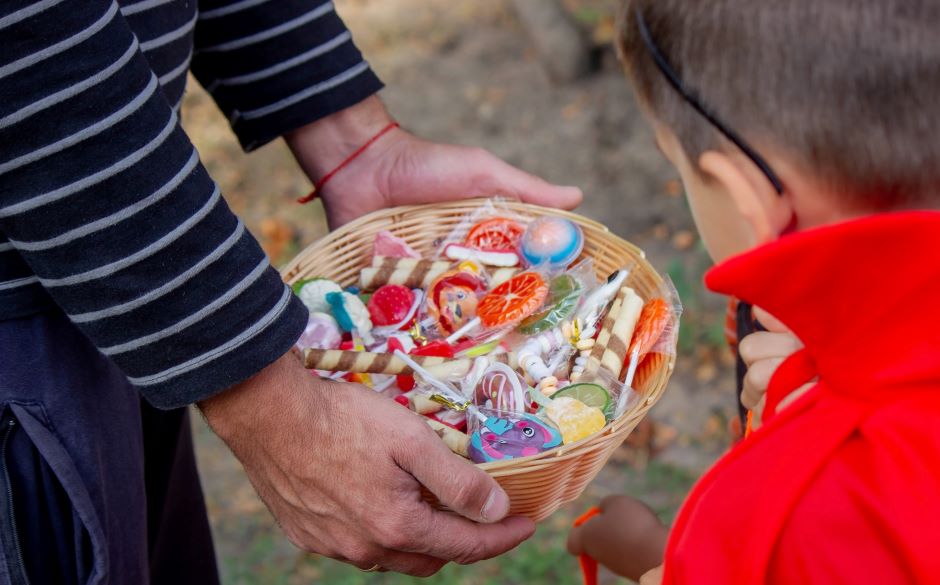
left=284, top=95, right=583, bottom=228
left=567, top=495, right=669, bottom=583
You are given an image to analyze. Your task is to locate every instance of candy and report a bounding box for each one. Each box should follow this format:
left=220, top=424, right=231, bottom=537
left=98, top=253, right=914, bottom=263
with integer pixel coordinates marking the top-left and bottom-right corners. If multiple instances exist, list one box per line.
left=473, top=362, right=529, bottom=413
left=373, top=230, right=420, bottom=259
left=545, top=396, right=606, bottom=444
left=295, top=312, right=342, bottom=351
left=295, top=278, right=343, bottom=313
left=367, top=285, right=416, bottom=328
left=476, top=271, right=549, bottom=328
left=468, top=412, right=562, bottom=463
left=426, top=268, right=488, bottom=336
left=519, top=216, right=584, bottom=268
left=424, top=417, right=471, bottom=458
left=326, top=291, right=373, bottom=344
left=628, top=298, right=672, bottom=362
left=360, top=257, right=450, bottom=291
left=518, top=274, right=582, bottom=335
left=303, top=348, right=518, bottom=375
left=444, top=244, right=520, bottom=267
left=552, top=383, right=611, bottom=416
left=465, top=217, right=525, bottom=252
left=590, top=287, right=643, bottom=378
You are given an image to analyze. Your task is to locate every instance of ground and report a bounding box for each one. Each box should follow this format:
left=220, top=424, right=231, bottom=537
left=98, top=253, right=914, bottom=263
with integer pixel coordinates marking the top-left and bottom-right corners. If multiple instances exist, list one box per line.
left=181, top=1, right=738, bottom=582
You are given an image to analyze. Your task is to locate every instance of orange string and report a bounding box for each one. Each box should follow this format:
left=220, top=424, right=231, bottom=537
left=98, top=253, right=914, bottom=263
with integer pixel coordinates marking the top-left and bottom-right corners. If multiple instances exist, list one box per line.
left=574, top=506, right=602, bottom=585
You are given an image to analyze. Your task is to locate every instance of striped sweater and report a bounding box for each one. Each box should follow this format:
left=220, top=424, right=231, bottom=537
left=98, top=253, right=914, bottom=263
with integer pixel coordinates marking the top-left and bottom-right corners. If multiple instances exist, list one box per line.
left=0, top=0, right=383, bottom=408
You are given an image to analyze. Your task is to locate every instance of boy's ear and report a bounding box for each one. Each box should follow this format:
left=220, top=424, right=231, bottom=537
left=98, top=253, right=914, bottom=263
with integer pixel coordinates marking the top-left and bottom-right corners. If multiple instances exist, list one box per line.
left=698, top=150, right=792, bottom=244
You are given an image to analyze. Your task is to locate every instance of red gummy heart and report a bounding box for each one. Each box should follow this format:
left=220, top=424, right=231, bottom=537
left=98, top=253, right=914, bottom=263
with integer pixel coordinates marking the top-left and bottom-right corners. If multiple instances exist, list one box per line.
left=367, top=285, right=415, bottom=327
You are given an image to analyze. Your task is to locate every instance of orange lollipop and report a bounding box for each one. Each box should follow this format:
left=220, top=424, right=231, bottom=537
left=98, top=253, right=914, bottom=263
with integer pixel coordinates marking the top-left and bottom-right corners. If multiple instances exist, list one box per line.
left=465, top=217, right=525, bottom=252
left=629, top=298, right=672, bottom=358
left=476, top=271, right=549, bottom=328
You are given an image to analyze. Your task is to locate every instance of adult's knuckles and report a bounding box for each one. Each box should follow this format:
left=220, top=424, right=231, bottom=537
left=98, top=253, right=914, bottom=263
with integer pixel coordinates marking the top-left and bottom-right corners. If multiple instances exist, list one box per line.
left=374, top=508, right=429, bottom=551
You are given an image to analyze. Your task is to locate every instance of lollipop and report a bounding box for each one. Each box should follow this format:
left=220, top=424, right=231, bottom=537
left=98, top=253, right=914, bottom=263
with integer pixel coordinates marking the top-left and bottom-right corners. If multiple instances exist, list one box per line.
left=425, top=268, right=488, bottom=336
left=295, top=312, right=342, bottom=351
left=519, top=216, right=584, bottom=268
left=476, top=271, right=549, bottom=328
left=465, top=217, right=525, bottom=252
left=473, top=362, right=529, bottom=414
left=621, top=298, right=673, bottom=387
left=468, top=412, right=562, bottom=463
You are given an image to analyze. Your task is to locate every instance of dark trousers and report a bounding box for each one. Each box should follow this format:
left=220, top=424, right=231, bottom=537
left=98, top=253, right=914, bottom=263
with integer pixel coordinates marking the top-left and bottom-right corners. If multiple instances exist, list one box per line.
left=0, top=311, right=219, bottom=585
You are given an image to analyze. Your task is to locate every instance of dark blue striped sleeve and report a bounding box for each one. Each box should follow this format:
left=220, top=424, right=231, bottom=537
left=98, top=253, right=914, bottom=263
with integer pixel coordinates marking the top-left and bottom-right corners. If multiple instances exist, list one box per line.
left=0, top=0, right=308, bottom=408
left=191, top=0, right=384, bottom=151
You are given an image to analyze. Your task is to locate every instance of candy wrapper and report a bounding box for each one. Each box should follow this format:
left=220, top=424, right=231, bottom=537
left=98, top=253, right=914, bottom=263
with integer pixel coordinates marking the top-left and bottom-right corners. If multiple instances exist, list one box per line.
left=435, top=198, right=532, bottom=264
left=467, top=407, right=563, bottom=463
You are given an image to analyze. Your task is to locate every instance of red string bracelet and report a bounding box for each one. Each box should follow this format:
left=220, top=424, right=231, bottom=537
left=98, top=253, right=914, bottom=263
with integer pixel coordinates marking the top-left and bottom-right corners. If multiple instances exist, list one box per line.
left=297, top=121, right=400, bottom=204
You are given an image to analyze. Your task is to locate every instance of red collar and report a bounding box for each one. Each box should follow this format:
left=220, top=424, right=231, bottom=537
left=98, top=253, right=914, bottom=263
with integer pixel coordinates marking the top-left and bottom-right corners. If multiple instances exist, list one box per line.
left=706, top=211, right=940, bottom=413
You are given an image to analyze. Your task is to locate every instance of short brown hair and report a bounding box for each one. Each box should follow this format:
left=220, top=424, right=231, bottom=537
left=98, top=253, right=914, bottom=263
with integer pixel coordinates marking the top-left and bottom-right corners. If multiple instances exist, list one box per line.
left=617, top=0, right=940, bottom=207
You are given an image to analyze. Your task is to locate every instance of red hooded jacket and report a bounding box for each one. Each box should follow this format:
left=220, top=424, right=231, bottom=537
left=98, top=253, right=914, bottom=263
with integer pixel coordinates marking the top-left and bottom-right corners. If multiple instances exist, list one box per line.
left=663, top=211, right=940, bottom=584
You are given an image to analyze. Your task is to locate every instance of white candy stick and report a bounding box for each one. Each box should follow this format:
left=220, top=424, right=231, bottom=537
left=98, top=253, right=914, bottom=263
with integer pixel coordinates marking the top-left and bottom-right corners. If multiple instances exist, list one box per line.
left=445, top=316, right=481, bottom=344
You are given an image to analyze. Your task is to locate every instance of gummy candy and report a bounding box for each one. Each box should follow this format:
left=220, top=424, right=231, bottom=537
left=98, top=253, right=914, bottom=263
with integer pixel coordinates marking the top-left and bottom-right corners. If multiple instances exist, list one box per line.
left=545, top=396, right=606, bottom=444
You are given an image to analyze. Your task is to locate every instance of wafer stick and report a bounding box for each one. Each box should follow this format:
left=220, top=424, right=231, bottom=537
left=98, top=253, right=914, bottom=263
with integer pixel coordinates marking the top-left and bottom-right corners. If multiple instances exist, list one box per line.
left=585, top=286, right=644, bottom=379
left=303, top=348, right=517, bottom=375
left=424, top=418, right=470, bottom=457
left=360, top=257, right=451, bottom=290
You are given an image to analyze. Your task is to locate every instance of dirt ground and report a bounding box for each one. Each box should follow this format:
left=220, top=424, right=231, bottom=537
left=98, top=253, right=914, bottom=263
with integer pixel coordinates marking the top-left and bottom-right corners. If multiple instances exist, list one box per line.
left=182, top=1, right=739, bottom=582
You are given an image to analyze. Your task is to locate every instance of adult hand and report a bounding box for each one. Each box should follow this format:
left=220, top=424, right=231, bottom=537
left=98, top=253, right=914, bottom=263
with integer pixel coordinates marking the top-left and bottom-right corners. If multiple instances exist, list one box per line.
left=738, top=307, right=814, bottom=428
left=199, top=352, right=534, bottom=576
left=285, top=96, right=583, bottom=228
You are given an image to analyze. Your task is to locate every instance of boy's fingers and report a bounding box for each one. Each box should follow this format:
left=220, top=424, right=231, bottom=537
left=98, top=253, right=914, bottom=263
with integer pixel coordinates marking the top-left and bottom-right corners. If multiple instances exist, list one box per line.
left=741, top=357, right=784, bottom=409
left=739, top=331, right=803, bottom=366
left=567, top=524, right=585, bottom=556
left=752, top=306, right=791, bottom=334
left=776, top=381, right=816, bottom=412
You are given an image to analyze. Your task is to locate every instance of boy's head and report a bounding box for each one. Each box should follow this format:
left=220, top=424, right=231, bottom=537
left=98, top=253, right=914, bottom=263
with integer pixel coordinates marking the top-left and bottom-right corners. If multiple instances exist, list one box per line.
left=617, top=0, right=940, bottom=261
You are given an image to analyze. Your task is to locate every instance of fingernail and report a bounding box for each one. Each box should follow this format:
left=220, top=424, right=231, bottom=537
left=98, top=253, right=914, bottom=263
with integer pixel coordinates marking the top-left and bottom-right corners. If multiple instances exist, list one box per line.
left=481, top=487, right=510, bottom=522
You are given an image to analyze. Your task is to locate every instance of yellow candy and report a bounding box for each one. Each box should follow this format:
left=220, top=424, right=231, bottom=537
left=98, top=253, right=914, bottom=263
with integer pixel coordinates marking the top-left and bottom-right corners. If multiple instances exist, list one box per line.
left=545, top=396, right=606, bottom=444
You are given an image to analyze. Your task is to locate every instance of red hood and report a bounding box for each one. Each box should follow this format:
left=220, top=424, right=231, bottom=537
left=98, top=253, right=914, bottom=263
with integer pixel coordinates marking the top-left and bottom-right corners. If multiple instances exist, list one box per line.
left=664, top=211, right=940, bottom=584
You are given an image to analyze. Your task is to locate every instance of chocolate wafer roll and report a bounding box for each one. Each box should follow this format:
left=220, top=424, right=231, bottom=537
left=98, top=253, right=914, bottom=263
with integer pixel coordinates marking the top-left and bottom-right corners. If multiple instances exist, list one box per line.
left=424, top=418, right=470, bottom=458
left=304, top=349, right=517, bottom=375
left=588, top=286, right=644, bottom=378
left=360, top=257, right=450, bottom=290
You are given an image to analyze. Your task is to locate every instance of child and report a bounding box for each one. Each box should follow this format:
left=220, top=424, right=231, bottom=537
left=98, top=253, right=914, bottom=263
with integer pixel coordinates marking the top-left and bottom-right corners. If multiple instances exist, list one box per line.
left=569, top=0, right=940, bottom=583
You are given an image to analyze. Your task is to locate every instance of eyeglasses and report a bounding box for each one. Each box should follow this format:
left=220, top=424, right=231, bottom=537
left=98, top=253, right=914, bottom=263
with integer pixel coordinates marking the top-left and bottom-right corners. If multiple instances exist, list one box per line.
left=635, top=6, right=785, bottom=194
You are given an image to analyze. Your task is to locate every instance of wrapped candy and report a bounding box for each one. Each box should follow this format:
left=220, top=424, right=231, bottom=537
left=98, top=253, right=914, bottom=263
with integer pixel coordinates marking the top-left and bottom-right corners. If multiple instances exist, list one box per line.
left=295, top=312, right=342, bottom=351
left=295, top=278, right=343, bottom=313
left=326, top=291, right=374, bottom=345
left=468, top=411, right=562, bottom=463
left=373, top=230, right=421, bottom=259
left=544, top=396, right=606, bottom=444
left=368, top=285, right=420, bottom=332
left=426, top=267, right=488, bottom=336
left=473, top=362, right=530, bottom=414
left=519, top=216, right=584, bottom=268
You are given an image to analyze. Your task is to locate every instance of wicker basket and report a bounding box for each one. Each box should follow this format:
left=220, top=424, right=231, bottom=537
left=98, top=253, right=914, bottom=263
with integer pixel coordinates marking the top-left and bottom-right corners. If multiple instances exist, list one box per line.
left=281, top=199, right=676, bottom=522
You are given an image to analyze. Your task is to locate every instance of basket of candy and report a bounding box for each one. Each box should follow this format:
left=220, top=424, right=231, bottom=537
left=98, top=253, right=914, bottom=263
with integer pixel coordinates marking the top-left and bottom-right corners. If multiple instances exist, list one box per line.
left=282, top=198, right=680, bottom=522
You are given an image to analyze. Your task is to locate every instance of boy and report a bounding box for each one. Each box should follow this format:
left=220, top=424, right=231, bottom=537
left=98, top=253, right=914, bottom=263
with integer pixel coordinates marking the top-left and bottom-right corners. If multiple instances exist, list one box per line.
left=569, top=0, right=940, bottom=582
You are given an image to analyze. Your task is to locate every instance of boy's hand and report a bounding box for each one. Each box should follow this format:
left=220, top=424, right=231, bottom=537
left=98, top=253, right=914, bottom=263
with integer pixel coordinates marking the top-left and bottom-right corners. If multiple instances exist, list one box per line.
left=566, top=495, right=668, bottom=582
left=199, top=352, right=534, bottom=576
left=739, top=307, right=814, bottom=428
left=640, top=564, right=664, bottom=585
left=285, top=96, right=583, bottom=228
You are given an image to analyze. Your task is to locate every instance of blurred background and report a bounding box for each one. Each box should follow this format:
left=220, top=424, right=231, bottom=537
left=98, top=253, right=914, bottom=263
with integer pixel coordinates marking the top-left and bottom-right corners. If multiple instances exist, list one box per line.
left=181, top=0, right=736, bottom=582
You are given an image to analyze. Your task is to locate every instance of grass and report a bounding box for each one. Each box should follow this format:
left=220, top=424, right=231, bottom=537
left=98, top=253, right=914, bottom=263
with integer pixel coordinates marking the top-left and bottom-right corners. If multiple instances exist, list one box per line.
left=213, top=461, right=696, bottom=584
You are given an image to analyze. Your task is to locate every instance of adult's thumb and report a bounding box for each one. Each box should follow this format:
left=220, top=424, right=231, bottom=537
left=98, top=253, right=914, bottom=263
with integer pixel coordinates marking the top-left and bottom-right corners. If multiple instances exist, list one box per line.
left=403, top=431, right=511, bottom=524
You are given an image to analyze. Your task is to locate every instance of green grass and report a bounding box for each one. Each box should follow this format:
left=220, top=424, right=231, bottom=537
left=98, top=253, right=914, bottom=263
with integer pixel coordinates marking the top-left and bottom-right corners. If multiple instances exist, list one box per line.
left=215, top=462, right=697, bottom=584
